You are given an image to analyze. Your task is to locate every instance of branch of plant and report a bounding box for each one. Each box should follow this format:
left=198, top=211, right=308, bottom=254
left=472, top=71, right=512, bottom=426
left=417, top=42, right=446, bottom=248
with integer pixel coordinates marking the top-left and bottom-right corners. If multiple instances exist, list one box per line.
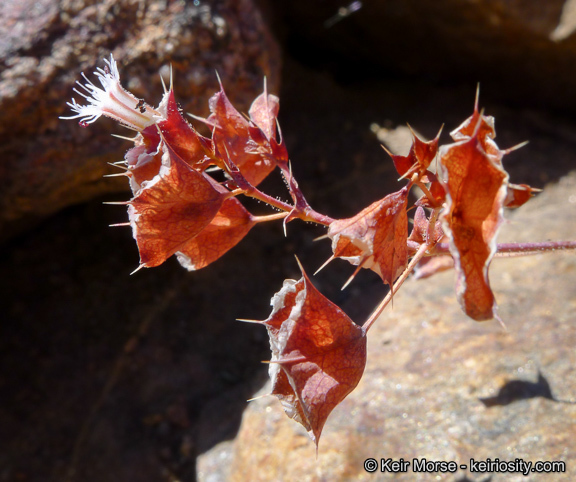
left=429, top=240, right=576, bottom=257
left=224, top=157, right=335, bottom=226
left=362, top=242, right=430, bottom=334
left=414, top=180, right=440, bottom=208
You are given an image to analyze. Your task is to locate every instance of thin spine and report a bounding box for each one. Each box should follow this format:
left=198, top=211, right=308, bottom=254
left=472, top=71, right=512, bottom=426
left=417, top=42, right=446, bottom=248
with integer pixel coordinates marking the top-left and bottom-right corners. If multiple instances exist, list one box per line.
left=363, top=243, right=429, bottom=333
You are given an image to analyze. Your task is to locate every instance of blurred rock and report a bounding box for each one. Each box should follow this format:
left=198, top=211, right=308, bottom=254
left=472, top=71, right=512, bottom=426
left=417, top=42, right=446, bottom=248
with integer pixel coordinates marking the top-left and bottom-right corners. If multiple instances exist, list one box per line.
left=198, top=172, right=576, bottom=481
left=273, top=0, right=576, bottom=111
left=0, top=0, right=280, bottom=239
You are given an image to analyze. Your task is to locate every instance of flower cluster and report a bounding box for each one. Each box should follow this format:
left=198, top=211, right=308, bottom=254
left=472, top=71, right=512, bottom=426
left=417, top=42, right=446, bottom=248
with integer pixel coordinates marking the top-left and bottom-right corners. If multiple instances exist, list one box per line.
left=62, top=56, right=572, bottom=447
left=61, top=54, right=160, bottom=131
left=61, top=55, right=293, bottom=272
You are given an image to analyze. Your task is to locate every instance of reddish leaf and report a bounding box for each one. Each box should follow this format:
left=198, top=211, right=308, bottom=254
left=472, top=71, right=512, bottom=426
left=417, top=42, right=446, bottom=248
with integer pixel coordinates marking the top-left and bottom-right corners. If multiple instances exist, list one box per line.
left=125, top=125, right=162, bottom=193
left=407, top=206, right=444, bottom=257
left=388, top=149, right=415, bottom=179
left=249, top=90, right=279, bottom=141
left=175, top=197, right=256, bottom=270
left=428, top=178, right=447, bottom=205
left=249, top=89, right=289, bottom=165
left=504, top=183, right=538, bottom=208
left=157, top=90, right=213, bottom=169
left=387, top=128, right=441, bottom=178
left=260, top=263, right=367, bottom=446
left=413, top=255, right=455, bottom=279
left=413, top=128, right=441, bottom=170
left=439, top=115, right=509, bottom=321
left=328, top=188, right=409, bottom=286
left=450, top=101, right=495, bottom=145
left=208, top=87, right=277, bottom=186
left=408, top=206, right=428, bottom=245
left=128, top=149, right=225, bottom=268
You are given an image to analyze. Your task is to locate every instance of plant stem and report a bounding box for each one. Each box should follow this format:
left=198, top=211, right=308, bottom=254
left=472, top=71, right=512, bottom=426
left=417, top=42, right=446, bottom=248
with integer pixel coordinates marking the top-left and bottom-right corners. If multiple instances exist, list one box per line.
left=224, top=156, right=335, bottom=226
left=414, top=180, right=439, bottom=208
left=241, top=188, right=334, bottom=226
left=430, top=240, right=576, bottom=257
left=363, top=243, right=429, bottom=334
left=240, top=188, right=295, bottom=214
left=278, top=162, right=336, bottom=226
left=495, top=240, right=576, bottom=253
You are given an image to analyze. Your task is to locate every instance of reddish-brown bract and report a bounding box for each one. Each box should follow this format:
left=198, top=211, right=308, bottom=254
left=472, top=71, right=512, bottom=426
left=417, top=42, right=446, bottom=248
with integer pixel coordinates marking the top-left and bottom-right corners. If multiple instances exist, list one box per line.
left=128, top=149, right=226, bottom=268
left=248, top=90, right=279, bottom=142
left=125, top=126, right=162, bottom=193
left=208, top=87, right=278, bottom=186
left=328, top=188, right=409, bottom=286
left=175, top=197, right=256, bottom=271
left=261, top=265, right=367, bottom=447
left=439, top=113, right=508, bottom=321
left=125, top=85, right=290, bottom=271
left=388, top=128, right=441, bottom=178
left=157, top=91, right=213, bottom=169
left=504, top=183, right=537, bottom=208
left=65, top=55, right=565, bottom=449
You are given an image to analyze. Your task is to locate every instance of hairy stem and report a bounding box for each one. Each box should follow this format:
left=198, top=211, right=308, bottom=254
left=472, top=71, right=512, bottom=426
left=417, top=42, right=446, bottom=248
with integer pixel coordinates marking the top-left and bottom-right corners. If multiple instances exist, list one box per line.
left=278, top=162, right=336, bottom=225
left=240, top=187, right=295, bottom=214
left=430, top=240, right=576, bottom=257
left=495, top=240, right=576, bottom=253
left=223, top=154, right=335, bottom=226
left=241, top=188, right=334, bottom=226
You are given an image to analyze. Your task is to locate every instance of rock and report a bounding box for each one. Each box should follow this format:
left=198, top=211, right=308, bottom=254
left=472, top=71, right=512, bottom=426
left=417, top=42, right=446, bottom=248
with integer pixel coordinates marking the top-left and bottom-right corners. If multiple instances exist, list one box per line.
left=273, top=0, right=576, bottom=111
left=197, top=172, right=576, bottom=481
left=0, top=0, right=280, bottom=240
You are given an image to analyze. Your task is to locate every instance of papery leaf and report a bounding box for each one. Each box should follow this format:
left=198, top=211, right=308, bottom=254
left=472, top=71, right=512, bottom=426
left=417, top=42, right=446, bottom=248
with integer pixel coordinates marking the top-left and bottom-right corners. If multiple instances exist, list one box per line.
left=175, top=197, right=256, bottom=270
left=388, top=148, right=414, bottom=178
left=413, top=127, right=442, bottom=170
left=208, top=86, right=277, bottom=186
left=408, top=206, right=429, bottom=245
left=157, top=90, right=213, bottom=169
left=249, top=89, right=279, bottom=141
left=413, top=255, right=455, bottom=279
left=439, top=114, right=509, bottom=321
left=387, top=128, right=441, bottom=178
left=504, top=183, right=538, bottom=208
left=128, top=149, right=225, bottom=268
left=249, top=89, right=289, bottom=165
left=328, top=188, right=409, bottom=286
left=125, top=125, right=162, bottom=194
left=450, top=97, right=495, bottom=145
left=408, top=206, right=444, bottom=259
left=261, top=264, right=367, bottom=447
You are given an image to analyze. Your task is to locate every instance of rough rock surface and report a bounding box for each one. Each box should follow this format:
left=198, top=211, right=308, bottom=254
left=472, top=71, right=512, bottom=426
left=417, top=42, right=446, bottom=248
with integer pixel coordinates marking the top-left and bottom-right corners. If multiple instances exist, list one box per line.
left=0, top=0, right=279, bottom=239
left=197, top=172, right=576, bottom=481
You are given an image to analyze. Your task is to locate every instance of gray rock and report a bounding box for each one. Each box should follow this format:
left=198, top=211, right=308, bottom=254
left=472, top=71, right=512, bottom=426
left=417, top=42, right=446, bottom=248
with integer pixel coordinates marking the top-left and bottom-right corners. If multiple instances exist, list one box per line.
left=198, top=172, right=576, bottom=481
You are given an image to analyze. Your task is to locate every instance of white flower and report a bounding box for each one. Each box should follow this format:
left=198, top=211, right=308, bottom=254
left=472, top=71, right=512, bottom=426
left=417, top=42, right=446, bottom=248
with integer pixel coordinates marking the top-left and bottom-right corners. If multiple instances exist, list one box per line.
left=60, top=54, right=160, bottom=131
